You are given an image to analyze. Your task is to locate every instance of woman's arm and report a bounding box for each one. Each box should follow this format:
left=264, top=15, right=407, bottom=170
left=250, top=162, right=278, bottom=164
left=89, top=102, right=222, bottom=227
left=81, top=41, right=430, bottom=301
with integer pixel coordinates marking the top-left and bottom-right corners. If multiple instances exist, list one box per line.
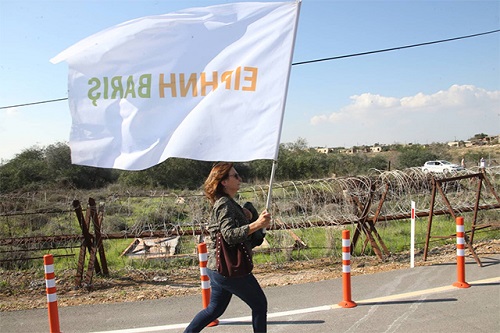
left=215, top=198, right=271, bottom=243
left=247, top=210, right=271, bottom=235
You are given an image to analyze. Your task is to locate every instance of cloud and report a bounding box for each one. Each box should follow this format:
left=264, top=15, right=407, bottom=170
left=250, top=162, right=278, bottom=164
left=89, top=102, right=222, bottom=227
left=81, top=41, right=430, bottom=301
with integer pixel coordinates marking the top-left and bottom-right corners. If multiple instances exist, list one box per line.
left=309, top=85, right=500, bottom=146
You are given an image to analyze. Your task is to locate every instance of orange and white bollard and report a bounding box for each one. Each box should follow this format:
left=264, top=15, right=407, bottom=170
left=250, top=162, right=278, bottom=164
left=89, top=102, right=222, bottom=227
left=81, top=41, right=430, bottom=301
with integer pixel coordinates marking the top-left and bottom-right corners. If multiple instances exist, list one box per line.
left=338, top=230, right=357, bottom=308
left=44, top=254, right=61, bottom=333
left=452, top=217, right=471, bottom=288
left=197, top=243, right=219, bottom=327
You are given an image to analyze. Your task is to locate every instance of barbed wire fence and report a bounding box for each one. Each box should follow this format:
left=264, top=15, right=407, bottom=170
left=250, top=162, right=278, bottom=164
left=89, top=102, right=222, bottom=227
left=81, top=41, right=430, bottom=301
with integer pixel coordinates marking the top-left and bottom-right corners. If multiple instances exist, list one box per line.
left=1, top=167, right=499, bottom=267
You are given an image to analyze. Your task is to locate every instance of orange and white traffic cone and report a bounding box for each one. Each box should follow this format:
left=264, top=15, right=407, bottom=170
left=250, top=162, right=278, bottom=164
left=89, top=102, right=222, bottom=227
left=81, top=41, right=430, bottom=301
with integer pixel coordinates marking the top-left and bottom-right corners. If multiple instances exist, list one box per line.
left=338, top=230, right=357, bottom=308
left=44, top=254, right=61, bottom=333
left=197, top=243, right=219, bottom=327
left=452, top=217, right=470, bottom=288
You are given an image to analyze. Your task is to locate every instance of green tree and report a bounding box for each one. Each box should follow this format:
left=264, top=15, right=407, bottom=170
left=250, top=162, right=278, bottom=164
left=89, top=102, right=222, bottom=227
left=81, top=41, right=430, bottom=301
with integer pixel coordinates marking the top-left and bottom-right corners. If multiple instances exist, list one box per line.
left=397, top=145, right=438, bottom=169
left=246, top=160, right=273, bottom=183
left=325, top=154, right=362, bottom=177
left=471, top=133, right=488, bottom=140
left=118, top=158, right=211, bottom=190
left=0, top=147, right=48, bottom=192
left=0, top=143, right=119, bottom=192
left=44, top=143, right=118, bottom=189
left=364, top=155, right=389, bottom=171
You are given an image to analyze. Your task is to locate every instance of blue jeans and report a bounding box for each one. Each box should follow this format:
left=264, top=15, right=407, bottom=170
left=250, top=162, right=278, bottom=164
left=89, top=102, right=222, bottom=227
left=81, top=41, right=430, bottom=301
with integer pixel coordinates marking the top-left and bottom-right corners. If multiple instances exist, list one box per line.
left=184, top=269, right=268, bottom=333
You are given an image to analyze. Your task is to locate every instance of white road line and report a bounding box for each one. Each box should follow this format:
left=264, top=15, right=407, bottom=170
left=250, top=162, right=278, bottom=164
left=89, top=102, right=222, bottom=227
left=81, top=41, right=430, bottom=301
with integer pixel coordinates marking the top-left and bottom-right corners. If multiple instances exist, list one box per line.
left=91, top=277, right=500, bottom=333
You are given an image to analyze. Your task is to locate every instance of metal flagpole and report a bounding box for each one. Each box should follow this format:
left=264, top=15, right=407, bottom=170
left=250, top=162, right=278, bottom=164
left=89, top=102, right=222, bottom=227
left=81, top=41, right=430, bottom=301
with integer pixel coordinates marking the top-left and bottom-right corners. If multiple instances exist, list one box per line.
left=265, top=160, right=278, bottom=211
left=265, top=0, right=302, bottom=217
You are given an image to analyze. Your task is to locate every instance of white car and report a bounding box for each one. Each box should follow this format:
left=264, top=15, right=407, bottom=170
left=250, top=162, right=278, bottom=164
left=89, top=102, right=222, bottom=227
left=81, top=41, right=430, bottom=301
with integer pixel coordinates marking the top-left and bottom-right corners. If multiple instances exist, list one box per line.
left=422, top=160, right=464, bottom=173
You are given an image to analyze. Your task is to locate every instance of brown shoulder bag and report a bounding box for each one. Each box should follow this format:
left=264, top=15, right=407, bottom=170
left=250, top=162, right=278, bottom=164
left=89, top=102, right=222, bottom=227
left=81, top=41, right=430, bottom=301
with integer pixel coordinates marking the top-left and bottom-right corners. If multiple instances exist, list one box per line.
left=215, top=232, right=253, bottom=277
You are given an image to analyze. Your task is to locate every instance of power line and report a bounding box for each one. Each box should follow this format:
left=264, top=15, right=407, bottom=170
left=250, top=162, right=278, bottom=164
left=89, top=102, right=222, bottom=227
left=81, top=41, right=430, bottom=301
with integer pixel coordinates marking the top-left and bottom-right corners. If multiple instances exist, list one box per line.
left=292, top=29, right=500, bottom=66
left=0, top=97, right=68, bottom=110
left=0, top=29, right=498, bottom=110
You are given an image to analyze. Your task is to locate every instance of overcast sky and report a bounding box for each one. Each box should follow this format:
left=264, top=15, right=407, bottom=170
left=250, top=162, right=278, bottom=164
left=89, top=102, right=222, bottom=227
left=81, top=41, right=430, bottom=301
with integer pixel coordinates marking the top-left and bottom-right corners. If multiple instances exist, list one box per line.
left=0, top=0, right=499, bottom=162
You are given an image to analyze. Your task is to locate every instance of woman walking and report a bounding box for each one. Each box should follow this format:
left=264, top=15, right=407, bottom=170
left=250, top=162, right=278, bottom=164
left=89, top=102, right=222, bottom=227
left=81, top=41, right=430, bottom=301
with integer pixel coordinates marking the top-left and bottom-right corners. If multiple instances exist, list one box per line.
left=184, top=162, right=271, bottom=333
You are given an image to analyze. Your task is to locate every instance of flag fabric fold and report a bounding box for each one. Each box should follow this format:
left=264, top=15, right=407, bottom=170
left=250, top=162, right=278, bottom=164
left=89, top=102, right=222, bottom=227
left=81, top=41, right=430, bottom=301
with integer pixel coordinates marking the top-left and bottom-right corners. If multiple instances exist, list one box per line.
left=51, top=1, right=300, bottom=170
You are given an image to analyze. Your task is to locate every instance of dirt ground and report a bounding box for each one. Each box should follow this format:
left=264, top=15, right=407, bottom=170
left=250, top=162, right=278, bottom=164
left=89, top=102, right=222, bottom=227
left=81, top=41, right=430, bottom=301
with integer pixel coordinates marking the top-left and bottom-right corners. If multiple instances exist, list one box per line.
left=1, top=239, right=498, bottom=312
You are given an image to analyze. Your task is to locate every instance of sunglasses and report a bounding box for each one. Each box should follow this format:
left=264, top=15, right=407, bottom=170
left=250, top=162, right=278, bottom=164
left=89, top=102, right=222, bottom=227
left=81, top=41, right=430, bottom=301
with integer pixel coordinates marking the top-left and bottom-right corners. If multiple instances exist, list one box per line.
left=228, top=173, right=241, bottom=180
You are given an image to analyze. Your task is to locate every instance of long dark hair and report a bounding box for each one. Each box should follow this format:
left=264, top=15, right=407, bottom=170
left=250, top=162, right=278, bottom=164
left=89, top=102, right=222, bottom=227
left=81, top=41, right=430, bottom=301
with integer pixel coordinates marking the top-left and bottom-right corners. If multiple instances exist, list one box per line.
left=204, top=162, right=233, bottom=205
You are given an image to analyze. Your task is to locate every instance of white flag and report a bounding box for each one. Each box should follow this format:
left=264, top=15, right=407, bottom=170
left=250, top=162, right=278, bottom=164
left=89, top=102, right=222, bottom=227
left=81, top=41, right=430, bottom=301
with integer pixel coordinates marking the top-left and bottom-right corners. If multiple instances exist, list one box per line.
left=51, top=1, right=300, bottom=170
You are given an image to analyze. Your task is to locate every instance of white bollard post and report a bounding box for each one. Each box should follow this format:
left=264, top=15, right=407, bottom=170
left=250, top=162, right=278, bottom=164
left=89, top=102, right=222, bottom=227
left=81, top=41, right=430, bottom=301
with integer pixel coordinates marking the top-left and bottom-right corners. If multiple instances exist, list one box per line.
left=410, top=201, right=415, bottom=268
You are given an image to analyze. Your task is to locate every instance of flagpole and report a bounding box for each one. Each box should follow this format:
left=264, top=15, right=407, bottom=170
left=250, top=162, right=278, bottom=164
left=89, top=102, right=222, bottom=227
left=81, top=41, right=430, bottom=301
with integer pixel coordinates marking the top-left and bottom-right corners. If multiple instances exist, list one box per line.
left=265, top=160, right=278, bottom=211
left=265, top=0, right=302, bottom=214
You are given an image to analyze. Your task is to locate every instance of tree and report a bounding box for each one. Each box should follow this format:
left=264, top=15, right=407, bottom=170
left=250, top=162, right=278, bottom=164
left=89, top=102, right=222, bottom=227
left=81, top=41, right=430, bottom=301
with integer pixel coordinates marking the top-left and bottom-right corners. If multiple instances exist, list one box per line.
left=0, top=143, right=119, bottom=192
left=43, top=142, right=118, bottom=189
left=0, top=146, right=48, bottom=192
left=246, top=160, right=273, bottom=183
left=471, top=133, right=488, bottom=140
left=281, top=137, right=309, bottom=151
left=397, top=145, right=438, bottom=169
left=118, top=158, right=211, bottom=190
left=364, top=155, right=389, bottom=171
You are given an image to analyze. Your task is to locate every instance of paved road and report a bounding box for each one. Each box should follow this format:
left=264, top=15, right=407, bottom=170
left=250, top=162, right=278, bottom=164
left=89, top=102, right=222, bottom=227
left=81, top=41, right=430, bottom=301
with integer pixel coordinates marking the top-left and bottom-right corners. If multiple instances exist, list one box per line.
left=2, top=254, right=499, bottom=333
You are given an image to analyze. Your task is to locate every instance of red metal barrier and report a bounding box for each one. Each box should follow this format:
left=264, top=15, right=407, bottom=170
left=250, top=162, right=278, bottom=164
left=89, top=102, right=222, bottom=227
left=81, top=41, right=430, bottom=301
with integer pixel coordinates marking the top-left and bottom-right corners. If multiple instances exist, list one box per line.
left=197, top=243, right=219, bottom=327
left=44, top=254, right=61, bottom=333
left=452, top=217, right=471, bottom=288
left=338, top=230, right=357, bottom=308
